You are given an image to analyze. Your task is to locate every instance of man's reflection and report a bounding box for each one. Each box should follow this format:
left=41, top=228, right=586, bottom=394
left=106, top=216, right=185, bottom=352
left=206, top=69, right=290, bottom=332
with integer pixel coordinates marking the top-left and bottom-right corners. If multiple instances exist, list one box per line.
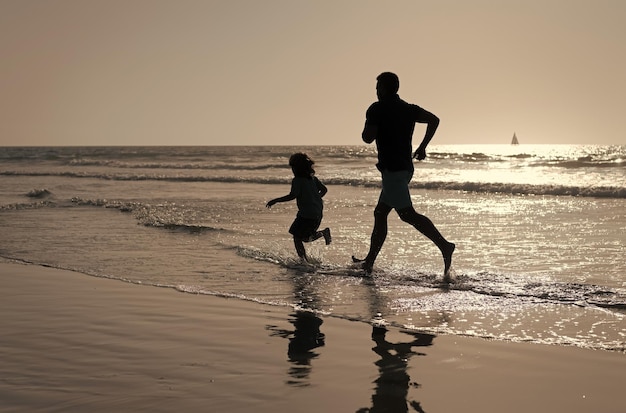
left=266, top=310, right=325, bottom=387
left=357, top=326, right=434, bottom=413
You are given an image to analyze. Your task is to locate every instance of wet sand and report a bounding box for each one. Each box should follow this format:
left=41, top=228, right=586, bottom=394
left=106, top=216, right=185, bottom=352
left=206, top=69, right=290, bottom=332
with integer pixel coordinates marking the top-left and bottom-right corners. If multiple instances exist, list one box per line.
left=1, top=262, right=625, bottom=413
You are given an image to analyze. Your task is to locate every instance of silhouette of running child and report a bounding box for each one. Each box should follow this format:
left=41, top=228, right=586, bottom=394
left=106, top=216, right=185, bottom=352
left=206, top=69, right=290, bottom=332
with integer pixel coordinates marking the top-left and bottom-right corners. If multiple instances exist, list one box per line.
left=266, top=153, right=331, bottom=262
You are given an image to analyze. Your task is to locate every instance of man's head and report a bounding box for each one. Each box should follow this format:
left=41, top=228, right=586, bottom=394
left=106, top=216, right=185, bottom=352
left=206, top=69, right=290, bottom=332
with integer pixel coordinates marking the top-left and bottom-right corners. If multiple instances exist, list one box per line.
left=376, top=72, right=399, bottom=99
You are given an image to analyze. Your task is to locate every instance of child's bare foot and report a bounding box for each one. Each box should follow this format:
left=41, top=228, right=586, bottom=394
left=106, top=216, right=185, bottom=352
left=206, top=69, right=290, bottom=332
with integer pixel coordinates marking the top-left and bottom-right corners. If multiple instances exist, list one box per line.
left=322, top=228, right=332, bottom=245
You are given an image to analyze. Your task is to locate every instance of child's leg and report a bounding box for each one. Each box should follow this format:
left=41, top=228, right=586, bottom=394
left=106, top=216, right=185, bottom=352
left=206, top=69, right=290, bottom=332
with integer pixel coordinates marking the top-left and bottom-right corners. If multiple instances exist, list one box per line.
left=293, top=237, right=307, bottom=261
left=305, top=228, right=332, bottom=245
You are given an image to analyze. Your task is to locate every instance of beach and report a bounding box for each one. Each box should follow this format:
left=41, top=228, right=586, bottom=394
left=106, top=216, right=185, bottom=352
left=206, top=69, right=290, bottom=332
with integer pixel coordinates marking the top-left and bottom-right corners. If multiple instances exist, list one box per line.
left=2, top=261, right=625, bottom=413
left=1, top=145, right=624, bottom=353
left=1, top=145, right=625, bottom=411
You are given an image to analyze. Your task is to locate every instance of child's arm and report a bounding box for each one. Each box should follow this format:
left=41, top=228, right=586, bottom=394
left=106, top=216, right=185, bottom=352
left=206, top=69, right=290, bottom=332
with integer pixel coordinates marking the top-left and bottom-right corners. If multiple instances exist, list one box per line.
left=266, top=193, right=296, bottom=208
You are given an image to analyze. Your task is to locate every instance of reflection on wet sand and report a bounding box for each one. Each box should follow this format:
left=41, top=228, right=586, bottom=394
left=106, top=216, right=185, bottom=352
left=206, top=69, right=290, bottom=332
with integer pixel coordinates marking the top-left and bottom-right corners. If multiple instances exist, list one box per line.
left=266, top=311, right=325, bottom=387
left=270, top=268, right=437, bottom=405
left=357, top=326, right=435, bottom=413
left=264, top=271, right=326, bottom=386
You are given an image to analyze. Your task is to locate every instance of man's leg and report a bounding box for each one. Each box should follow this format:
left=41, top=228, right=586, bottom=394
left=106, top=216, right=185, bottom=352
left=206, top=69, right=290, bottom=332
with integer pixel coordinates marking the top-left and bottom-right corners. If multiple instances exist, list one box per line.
left=362, top=202, right=393, bottom=272
left=397, top=206, right=455, bottom=277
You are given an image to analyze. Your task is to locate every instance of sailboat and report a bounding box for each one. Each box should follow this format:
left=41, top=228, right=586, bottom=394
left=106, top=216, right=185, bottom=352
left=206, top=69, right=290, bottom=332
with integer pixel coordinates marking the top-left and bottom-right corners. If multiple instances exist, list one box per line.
left=511, top=132, right=519, bottom=145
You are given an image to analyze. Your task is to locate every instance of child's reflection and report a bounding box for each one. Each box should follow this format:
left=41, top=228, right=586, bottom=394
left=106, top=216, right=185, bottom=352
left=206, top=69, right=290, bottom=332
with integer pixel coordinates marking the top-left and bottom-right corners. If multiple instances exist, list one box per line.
left=266, top=310, right=325, bottom=387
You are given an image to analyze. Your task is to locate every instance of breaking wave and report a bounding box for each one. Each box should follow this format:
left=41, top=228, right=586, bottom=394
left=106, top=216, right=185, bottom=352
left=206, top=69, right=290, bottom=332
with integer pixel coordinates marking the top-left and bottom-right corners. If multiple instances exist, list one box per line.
left=2, top=170, right=624, bottom=198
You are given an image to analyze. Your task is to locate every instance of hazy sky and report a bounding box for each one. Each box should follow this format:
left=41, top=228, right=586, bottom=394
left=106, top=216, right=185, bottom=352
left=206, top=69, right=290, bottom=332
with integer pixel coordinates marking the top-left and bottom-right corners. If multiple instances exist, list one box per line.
left=1, top=0, right=625, bottom=146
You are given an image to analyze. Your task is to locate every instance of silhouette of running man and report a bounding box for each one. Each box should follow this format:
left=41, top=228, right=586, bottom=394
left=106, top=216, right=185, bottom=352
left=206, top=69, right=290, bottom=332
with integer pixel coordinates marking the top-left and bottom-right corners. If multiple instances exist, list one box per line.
left=355, top=72, right=455, bottom=280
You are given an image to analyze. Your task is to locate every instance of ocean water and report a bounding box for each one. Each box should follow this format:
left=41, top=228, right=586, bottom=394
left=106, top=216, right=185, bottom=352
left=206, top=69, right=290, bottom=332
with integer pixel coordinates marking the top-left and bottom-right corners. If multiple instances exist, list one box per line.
left=1, top=145, right=625, bottom=352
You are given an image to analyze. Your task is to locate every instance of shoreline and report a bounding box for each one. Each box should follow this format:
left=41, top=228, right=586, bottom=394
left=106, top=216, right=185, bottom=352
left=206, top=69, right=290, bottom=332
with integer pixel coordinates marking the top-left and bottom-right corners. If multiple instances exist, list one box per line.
left=1, top=262, right=625, bottom=412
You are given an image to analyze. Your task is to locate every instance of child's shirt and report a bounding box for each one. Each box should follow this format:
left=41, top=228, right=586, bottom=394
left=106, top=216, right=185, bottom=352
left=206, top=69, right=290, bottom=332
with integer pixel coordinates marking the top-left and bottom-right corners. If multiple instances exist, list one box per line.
left=290, top=176, right=325, bottom=220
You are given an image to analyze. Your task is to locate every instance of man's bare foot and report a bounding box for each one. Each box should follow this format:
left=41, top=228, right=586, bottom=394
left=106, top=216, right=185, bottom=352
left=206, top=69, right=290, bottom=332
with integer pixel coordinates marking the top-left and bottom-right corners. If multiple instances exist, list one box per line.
left=351, top=256, right=373, bottom=275
left=443, top=242, right=455, bottom=280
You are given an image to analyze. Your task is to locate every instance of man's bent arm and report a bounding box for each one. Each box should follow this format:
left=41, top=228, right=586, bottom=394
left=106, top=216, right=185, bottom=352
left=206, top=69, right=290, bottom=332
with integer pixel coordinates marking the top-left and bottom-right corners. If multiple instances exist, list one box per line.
left=413, top=111, right=439, bottom=160
left=416, top=111, right=439, bottom=149
left=362, top=123, right=377, bottom=144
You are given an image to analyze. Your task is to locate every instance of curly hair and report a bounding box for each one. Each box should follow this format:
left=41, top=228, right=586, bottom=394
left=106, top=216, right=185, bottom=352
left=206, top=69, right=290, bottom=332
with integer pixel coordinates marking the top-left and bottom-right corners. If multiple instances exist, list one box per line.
left=289, top=152, right=315, bottom=178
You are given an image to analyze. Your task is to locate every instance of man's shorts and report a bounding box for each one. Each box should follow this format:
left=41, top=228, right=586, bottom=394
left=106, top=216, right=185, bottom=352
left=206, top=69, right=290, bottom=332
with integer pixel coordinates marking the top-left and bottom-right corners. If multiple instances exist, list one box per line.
left=289, top=216, right=322, bottom=240
left=378, top=169, right=413, bottom=210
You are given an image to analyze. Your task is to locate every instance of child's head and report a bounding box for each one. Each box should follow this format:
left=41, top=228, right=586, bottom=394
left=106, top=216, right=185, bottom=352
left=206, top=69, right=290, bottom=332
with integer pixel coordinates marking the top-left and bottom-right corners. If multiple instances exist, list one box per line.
left=289, top=153, right=315, bottom=178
